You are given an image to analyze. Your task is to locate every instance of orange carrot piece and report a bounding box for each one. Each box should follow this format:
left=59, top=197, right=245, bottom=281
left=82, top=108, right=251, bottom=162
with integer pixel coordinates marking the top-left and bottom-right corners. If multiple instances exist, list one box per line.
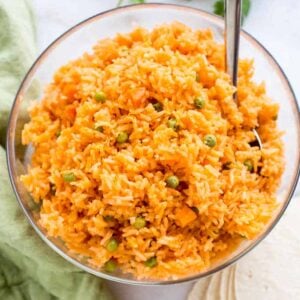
left=175, top=205, right=197, bottom=227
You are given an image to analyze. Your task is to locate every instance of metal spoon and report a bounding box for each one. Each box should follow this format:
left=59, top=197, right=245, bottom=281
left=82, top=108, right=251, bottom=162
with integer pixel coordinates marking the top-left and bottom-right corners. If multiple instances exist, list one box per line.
left=225, top=0, right=263, bottom=149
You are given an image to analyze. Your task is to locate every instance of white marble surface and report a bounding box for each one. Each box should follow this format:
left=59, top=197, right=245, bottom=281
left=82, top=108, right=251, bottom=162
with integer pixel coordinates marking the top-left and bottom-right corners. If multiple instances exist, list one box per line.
left=31, top=1, right=300, bottom=299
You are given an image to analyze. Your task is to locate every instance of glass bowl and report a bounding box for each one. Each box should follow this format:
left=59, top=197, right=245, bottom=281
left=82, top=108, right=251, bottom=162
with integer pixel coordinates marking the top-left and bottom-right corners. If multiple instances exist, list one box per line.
left=6, top=3, right=300, bottom=285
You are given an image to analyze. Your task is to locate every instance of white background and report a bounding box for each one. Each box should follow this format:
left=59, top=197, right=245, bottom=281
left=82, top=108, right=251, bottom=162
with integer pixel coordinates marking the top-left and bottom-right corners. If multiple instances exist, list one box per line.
left=31, top=1, right=300, bottom=299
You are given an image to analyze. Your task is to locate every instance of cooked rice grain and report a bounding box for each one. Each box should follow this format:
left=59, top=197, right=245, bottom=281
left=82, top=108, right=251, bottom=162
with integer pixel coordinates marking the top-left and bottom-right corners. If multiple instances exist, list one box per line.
left=21, top=22, right=284, bottom=279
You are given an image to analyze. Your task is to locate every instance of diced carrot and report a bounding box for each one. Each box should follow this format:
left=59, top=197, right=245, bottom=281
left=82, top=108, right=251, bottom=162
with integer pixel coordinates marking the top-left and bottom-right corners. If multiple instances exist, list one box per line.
left=131, top=87, right=146, bottom=106
left=63, top=84, right=77, bottom=98
left=115, top=33, right=133, bottom=47
left=130, top=27, right=148, bottom=42
left=175, top=205, right=197, bottom=227
left=66, top=106, right=76, bottom=121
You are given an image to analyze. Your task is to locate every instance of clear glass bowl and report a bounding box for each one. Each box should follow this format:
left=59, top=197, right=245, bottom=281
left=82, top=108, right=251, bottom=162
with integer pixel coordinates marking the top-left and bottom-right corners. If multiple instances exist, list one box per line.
left=6, top=4, right=300, bottom=285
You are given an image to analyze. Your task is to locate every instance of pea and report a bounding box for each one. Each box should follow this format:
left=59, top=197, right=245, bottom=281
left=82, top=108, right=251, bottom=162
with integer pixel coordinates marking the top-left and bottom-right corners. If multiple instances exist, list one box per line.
left=106, top=238, right=119, bottom=252
left=95, top=125, right=104, bottom=133
left=116, top=132, right=129, bottom=144
left=167, top=118, right=179, bottom=131
left=104, top=259, right=117, bottom=273
left=56, top=130, right=61, bottom=138
left=63, top=172, right=76, bottom=182
left=238, top=233, right=247, bottom=239
left=191, top=206, right=199, bottom=214
left=244, top=159, right=254, bottom=172
left=152, top=102, right=163, bottom=112
left=103, top=215, right=114, bottom=222
left=203, top=134, right=217, bottom=148
left=29, top=200, right=41, bottom=212
left=145, top=256, right=157, bottom=268
left=94, top=91, right=106, bottom=103
left=194, top=97, right=205, bottom=109
left=133, top=216, right=146, bottom=229
left=195, top=73, right=200, bottom=82
left=165, top=175, right=179, bottom=189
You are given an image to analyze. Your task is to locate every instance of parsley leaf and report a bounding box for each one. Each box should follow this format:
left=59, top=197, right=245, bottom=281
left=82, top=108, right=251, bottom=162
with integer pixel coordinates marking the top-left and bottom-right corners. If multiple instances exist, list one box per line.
left=213, top=0, right=251, bottom=23
left=118, top=0, right=145, bottom=6
left=242, top=0, right=251, bottom=19
left=213, top=0, right=225, bottom=17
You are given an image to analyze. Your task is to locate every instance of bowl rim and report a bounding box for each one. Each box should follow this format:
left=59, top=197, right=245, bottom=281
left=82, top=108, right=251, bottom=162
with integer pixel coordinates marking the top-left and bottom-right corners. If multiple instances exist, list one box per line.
left=6, top=3, right=300, bottom=285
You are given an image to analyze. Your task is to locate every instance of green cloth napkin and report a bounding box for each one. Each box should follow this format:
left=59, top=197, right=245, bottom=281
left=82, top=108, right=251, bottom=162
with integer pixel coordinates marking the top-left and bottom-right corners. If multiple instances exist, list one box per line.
left=0, top=1, right=113, bottom=299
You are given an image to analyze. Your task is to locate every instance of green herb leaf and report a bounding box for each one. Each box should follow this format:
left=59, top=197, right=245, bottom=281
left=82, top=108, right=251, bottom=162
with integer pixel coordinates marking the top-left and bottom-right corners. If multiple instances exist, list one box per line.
left=118, top=0, right=145, bottom=6
left=242, top=0, right=251, bottom=20
left=130, top=0, right=145, bottom=3
left=213, top=0, right=251, bottom=23
left=213, top=0, right=225, bottom=17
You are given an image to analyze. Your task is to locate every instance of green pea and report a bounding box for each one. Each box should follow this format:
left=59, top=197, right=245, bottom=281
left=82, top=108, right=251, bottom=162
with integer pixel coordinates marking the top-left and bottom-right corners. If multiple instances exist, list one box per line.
left=165, top=175, right=180, bottom=189
left=191, top=206, right=199, bottom=214
left=103, top=215, right=114, bottom=222
left=104, top=259, right=117, bottom=273
left=95, top=125, right=104, bottom=133
left=145, top=256, right=157, bottom=268
left=195, top=73, right=200, bottom=82
left=203, top=134, right=217, bottom=148
left=106, top=238, right=119, bottom=252
left=133, top=216, right=146, bottom=229
left=63, top=172, right=76, bottom=182
left=116, top=132, right=129, bottom=144
left=243, top=159, right=254, bottom=172
left=56, top=130, right=61, bottom=138
left=152, top=102, right=163, bottom=112
left=28, top=199, right=42, bottom=212
left=194, top=97, right=205, bottom=109
left=167, top=118, right=179, bottom=131
left=238, top=233, right=247, bottom=239
left=95, top=91, right=106, bottom=103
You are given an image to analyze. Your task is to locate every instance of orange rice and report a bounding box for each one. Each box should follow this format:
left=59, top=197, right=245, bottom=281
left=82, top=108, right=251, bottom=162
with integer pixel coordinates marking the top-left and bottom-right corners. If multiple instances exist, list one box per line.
left=21, top=22, right=284, bottom=279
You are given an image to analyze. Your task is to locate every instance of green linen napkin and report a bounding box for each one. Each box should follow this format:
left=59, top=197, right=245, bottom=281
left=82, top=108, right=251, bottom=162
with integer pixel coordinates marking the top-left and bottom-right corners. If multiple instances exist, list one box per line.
left=0, top=1, right=113, bottom=299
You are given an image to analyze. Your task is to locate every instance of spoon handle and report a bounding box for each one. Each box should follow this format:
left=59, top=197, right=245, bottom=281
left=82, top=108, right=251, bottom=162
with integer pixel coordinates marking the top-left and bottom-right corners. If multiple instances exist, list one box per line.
left=225, top=0, right=242, bottom=94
